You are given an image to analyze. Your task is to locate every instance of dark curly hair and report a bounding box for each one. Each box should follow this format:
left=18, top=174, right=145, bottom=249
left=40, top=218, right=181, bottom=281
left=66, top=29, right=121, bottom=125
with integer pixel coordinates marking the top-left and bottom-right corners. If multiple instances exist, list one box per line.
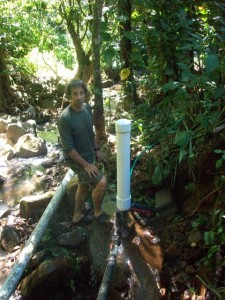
left=66, top=79, right=89, bottom=99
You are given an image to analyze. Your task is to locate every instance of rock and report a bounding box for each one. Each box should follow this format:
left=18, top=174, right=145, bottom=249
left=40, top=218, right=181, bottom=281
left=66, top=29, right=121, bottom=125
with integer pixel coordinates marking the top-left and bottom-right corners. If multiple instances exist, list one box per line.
left=0, top=225, right=20, bottom=252
left=0, top=143, right=15, bottom=160
left=135, top=224, right=163, bottom=271
left=20, top=191, right=55, bottom=218
left=41, top=158, right=56, bottom=168
left=28, top=249, right=52, bottom=271
left=19, top=256, right=73, bottom=299
left=6, top=122, right=26, bottom=145
left=102, top=79, right=114, bottom=88
left=0, top=202, right=9, bottom=218
left=57, top=227, right=87, bottom=248
left=0, top=118, right=8, bottom=133
left=25, top=119, right=37, bottom=136
left=155, top=186, right=173, bottom=208
left=15, top=133, right=47, bottom=158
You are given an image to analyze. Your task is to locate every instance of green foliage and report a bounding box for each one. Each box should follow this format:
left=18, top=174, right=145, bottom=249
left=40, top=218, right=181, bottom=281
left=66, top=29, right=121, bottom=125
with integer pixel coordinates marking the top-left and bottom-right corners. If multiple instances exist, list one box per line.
left=201, top=209, right=225, bottom=265
left=214, top=149, right=225, bottom=169
left=191, top=214, right=208, bottom=231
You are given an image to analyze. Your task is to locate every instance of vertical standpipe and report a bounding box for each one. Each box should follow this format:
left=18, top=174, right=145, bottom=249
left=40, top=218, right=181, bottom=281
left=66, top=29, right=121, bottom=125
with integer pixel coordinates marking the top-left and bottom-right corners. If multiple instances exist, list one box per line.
left=115, top=119, right=131, bottom=211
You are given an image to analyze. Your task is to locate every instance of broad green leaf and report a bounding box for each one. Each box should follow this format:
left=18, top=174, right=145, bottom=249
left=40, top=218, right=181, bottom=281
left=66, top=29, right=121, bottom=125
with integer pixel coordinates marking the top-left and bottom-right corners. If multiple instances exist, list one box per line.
left=174, top=131, right=191, bottom=146
left=214, top=149, right=223, bottom=154
left=162, top=81, right=180, bottom=93
left=216, top=159, right=223, bottom=169
left=205, top=54, right=219, bottom=73
left=214, top=87, right=225, bottom=99
left=204, top=231, right=216, bottom=246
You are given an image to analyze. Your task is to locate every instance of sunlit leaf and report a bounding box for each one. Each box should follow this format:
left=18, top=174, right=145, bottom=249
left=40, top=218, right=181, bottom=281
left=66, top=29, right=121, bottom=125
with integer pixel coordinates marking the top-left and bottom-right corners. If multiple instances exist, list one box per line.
left=120, top=68, right=131, bottom=80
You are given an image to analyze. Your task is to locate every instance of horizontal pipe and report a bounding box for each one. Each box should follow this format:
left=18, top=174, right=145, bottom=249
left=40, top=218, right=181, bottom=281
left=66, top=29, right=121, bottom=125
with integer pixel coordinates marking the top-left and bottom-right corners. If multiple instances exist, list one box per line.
left=0, top=169, right=74, bottom=300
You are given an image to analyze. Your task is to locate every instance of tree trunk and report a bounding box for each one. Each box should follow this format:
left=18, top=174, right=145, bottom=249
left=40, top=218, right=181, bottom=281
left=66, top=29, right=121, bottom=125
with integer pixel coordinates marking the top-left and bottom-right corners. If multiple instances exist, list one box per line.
left=119, top=0, right=138, bottom=111
left=59, top=2, right=92, bottom=84
left=0, top=47, right=17, bottom=113
left=92, top=0, right=107, bottom=144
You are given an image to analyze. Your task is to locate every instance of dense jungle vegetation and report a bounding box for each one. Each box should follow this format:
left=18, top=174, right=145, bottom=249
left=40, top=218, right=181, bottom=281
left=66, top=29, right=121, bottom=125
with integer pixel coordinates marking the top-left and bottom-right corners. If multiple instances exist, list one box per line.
left=0, top=0, right=225, bottom=298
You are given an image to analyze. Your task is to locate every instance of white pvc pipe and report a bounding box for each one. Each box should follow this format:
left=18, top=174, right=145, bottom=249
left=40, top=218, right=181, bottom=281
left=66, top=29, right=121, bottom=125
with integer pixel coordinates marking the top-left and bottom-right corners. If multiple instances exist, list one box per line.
left=115, top=119, right=131, bottom=211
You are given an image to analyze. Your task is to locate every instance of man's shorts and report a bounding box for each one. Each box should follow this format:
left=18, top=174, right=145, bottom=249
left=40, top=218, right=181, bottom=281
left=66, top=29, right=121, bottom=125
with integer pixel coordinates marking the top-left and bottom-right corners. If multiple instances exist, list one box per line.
left=66, top=161, right=104, bottom=188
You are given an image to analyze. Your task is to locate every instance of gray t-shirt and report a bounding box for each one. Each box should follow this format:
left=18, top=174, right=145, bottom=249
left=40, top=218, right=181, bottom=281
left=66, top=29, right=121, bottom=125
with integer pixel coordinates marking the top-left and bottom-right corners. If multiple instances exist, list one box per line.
left=58, top=104, right=95, bottom=163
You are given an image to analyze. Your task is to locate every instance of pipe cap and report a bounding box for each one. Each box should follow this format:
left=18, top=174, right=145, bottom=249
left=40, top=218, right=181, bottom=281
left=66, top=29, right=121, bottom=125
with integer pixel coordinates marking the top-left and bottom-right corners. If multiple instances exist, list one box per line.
left=115, top=119, right=131, bottom=133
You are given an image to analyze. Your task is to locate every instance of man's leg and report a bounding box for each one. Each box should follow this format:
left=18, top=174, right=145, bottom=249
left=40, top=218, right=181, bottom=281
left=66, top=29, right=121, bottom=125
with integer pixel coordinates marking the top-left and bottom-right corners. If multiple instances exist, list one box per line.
left=92, top=175, right=107, bottom=217
left=72, top=183, right=89, bottom=223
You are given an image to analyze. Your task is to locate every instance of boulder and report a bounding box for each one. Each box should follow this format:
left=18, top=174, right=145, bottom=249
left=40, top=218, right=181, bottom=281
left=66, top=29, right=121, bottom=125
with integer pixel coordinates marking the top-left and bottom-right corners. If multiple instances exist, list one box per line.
left=6, top=122, right=25, bottom=145
left=15, top=133, right=47, bottom=158
left=0, top=143, right=15, bottom=160
left=20, top=191, right=55, bottom=218
left=57, top=227, right=87, bottom=248
left=19, top=256, right=73, bottom=299
left=0, top=225, right=20, bottom=252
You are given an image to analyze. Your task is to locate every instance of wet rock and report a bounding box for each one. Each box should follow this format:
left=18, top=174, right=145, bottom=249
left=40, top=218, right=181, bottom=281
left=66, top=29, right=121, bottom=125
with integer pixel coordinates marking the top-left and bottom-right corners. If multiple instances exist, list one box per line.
left=15, top=133, right=47, bottom=158
left=90, top=221, right=161, bottom=299
left=135, top=224, right=164, bottom=271
left=51, top=221, right=72, bottom=236
left=57, top=227, right=87, bottom=248
left=20, top=191, right=55, bottom=218
left=19, top=256, right=73, bottom=299
left=6, top=122, right=26, bottom=145
left=0, top=225, right=20, bottom=252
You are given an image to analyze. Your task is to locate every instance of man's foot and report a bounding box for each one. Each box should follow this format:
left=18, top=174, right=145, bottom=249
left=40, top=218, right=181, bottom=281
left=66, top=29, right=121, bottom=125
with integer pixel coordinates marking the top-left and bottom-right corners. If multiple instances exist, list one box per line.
left=95, top=212, right=111, bottom=224
left=69, top=215, right=94, bottom=227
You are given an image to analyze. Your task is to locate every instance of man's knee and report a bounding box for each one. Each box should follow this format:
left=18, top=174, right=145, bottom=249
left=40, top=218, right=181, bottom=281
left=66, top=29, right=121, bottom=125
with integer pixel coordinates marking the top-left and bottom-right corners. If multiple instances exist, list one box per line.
left=97, top=176, right=107, bottom=190
left=78, top=184, right=89, bottom=193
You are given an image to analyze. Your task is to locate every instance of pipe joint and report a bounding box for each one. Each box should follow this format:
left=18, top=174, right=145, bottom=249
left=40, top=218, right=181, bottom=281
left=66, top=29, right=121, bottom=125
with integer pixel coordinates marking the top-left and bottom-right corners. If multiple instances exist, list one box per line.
left=107, top=254, right=116, bottom=265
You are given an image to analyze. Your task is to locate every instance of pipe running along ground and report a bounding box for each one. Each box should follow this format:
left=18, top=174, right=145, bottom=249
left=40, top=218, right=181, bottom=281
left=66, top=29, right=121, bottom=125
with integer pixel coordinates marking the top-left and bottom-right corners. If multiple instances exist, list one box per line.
left=0, top=169, right=74, bottom=300
left=96, top=244, right=120, bottom=300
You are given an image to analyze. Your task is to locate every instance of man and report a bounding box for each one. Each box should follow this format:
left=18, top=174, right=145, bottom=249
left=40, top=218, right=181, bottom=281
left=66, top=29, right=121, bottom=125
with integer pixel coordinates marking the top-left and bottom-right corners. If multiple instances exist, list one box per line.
left=58, top=79, right=110, bottom=225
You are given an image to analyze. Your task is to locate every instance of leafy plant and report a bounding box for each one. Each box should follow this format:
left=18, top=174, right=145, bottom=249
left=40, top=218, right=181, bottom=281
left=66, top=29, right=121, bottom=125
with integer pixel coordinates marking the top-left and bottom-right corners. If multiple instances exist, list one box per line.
left=214, top=149, right=225, bottom=169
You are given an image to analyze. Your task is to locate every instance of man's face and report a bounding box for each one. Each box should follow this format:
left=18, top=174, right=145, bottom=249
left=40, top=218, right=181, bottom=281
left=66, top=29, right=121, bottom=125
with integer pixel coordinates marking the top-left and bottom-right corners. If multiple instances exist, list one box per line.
left=70, top=86, right=85, bottom=106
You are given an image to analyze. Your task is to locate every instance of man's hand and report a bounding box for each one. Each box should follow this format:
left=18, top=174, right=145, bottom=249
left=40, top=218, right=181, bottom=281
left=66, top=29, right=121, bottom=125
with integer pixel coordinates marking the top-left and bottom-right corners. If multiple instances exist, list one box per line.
left=84, top=163, right=100, bottom=178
